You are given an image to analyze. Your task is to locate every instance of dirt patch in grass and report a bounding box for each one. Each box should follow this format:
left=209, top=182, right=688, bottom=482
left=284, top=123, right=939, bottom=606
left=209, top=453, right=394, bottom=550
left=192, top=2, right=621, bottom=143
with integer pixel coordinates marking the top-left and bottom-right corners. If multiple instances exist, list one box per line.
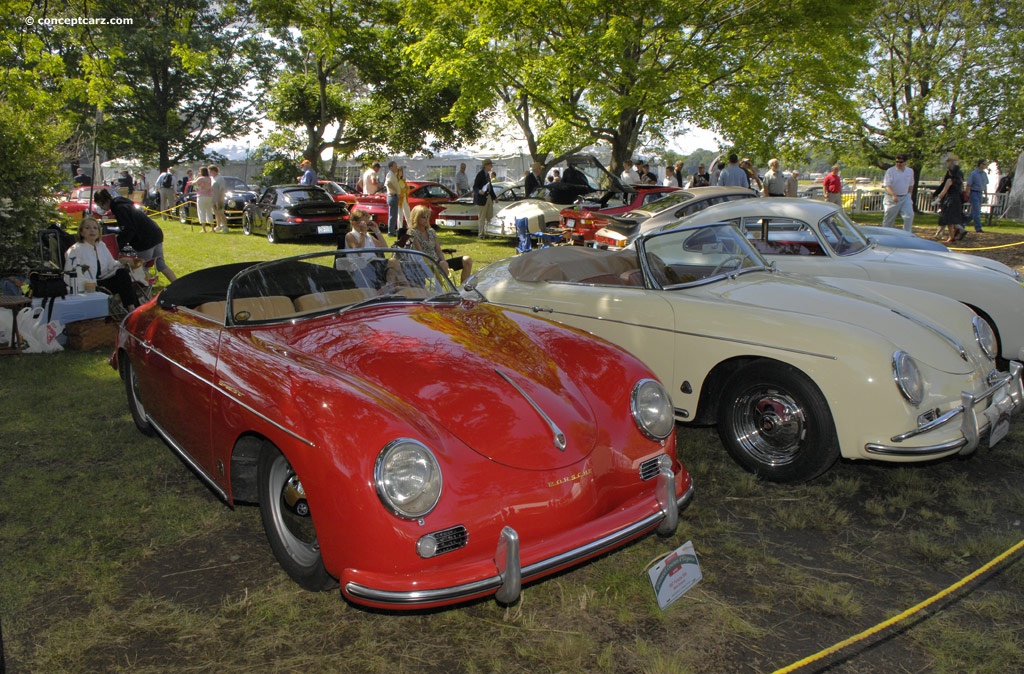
left=913, top=225, right=1024, bottom=271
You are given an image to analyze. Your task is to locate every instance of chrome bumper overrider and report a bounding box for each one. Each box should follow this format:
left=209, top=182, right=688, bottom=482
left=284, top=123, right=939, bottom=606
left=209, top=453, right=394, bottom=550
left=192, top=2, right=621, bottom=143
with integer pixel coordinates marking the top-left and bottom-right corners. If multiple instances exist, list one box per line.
left=345, top=472, right=694, bottom=607
left=866, top=361, right=1024, bottom=456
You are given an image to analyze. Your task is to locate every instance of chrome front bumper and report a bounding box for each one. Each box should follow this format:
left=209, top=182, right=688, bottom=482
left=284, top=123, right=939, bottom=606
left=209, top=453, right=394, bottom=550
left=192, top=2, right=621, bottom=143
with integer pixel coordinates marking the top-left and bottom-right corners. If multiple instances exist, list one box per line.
left=866, top=361, right=1024, bottom=456
left=345, top=472, right=694, bottom=607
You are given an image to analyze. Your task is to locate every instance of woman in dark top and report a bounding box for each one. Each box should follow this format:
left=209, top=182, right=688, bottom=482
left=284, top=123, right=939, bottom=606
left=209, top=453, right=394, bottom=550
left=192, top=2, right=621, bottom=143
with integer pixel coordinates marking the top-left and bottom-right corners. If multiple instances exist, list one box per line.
left=93, top=188, right=178, bottom=282
left=935, top=155, right=967, bottom=243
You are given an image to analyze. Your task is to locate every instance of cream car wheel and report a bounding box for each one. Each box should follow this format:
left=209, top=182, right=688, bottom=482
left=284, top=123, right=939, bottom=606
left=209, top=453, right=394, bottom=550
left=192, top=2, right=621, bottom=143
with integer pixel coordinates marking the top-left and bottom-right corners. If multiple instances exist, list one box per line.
left=717, top=361, right=838, bottom=482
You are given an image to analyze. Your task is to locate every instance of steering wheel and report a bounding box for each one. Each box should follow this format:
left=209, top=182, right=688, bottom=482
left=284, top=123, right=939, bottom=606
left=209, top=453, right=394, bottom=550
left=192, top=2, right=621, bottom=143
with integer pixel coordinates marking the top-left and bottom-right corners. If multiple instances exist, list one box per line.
left=710, top=255, right=744, bottom=277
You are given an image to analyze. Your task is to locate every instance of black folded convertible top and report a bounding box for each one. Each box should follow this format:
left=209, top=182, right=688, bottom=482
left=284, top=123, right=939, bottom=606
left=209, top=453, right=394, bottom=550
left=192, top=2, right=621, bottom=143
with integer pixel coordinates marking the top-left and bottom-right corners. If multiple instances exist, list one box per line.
left=157, top=262, right=259, bottom=309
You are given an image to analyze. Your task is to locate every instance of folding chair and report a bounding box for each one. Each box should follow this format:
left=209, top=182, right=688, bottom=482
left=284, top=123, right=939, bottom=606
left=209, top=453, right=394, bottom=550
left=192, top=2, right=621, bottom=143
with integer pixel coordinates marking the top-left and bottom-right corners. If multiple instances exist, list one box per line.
left=515, top=217, right=532, bottom=254
left=103, top=234, right=157, bottom=303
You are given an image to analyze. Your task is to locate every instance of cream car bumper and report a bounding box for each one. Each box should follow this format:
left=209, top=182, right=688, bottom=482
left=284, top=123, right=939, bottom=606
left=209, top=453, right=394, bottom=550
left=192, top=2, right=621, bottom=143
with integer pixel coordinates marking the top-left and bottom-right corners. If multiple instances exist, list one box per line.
left=866, top=361, right=1024, bottom=456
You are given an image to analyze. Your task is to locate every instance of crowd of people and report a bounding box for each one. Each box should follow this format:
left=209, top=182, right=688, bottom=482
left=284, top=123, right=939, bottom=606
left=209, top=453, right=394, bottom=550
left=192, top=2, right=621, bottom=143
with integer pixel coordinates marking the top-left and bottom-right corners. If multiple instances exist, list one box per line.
left=65, top=148, right=1007, bottom=312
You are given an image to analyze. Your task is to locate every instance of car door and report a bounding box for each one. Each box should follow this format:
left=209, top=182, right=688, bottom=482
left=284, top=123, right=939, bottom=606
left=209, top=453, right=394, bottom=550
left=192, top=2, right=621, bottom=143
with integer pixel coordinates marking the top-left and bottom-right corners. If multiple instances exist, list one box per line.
left=137, top=312, right=222, bottom=476
left=254, top=188, right=276, bottom=233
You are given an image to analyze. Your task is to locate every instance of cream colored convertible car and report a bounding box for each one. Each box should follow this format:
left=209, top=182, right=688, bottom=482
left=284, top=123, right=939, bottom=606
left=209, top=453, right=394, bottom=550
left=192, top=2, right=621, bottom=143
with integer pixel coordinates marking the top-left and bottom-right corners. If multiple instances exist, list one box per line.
left=466, top=222, right=1024, bottom=482
left=665, top=198, right=1024, bottom=363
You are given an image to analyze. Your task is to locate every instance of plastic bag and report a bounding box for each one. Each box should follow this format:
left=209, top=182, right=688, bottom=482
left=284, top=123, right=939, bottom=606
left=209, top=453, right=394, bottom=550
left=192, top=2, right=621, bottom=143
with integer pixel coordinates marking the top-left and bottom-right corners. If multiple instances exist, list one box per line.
left=17, top=306, right=63, bottom=353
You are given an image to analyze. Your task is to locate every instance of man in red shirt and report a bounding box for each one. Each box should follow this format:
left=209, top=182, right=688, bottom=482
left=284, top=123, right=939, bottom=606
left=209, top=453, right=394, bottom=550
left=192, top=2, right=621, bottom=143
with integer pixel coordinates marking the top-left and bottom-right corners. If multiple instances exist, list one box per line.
left=823, top=165, right=843, bottom=206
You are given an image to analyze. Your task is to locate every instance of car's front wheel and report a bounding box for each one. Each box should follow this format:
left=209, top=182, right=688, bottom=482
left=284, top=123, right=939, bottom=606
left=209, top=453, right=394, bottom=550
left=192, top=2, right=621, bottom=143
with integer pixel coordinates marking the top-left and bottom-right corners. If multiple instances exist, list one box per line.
left=716, top=361, right=838, bottom=482
left=242, top=212, right=253, bottom=236
left=122, top=356, right=155, bottom=437
left=258, top=444, right=337, bottom=591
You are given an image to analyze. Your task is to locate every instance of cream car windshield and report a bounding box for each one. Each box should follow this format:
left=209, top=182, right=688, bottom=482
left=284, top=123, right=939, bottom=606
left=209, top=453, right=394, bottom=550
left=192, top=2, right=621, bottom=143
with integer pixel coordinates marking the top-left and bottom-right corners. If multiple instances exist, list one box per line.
left=642, top=224, right=766, bottom=288
left=818, top=211, right=870, bottom=256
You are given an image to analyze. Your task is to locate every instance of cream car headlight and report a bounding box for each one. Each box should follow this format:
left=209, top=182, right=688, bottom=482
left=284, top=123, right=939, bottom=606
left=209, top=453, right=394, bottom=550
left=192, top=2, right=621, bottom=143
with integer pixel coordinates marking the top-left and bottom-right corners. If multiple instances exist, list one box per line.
left=631, top=379, right=675, bottom=440
left=973, top=316, right=997, bottom=361
left=893, top=351, right=923, bottom=406
left=374, top=439, right=442, bottom=519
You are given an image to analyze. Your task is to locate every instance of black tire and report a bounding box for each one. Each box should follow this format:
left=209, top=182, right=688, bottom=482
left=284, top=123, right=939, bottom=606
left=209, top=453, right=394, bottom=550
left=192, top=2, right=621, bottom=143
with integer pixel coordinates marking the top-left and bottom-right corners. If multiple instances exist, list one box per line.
left=242, top=212, right=253, bottom=236
left=267, top=220, right=278, bottom=244
left=257, top=444, right=337, bottom=591
left=716, top=361, right=838, bottom=482
left=122, top=356, right=155, bottom=436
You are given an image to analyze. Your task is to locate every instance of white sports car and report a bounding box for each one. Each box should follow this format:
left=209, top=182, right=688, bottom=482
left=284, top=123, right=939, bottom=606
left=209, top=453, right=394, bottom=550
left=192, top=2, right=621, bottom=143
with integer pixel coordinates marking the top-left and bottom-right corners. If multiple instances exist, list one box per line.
left=467, top=222, right=1023, bottom=482
left=665, top=199, right=1024, bottom=362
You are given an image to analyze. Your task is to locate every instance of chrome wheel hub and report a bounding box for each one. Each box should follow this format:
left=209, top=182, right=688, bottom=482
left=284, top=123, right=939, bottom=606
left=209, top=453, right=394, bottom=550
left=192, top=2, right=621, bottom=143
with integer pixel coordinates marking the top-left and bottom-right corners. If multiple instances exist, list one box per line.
left=734, top=389, right=806, bottom=466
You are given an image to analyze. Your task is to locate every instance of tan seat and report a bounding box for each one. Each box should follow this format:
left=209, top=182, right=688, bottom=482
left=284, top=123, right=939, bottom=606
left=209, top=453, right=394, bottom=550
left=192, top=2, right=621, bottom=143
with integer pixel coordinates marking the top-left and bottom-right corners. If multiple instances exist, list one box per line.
left=195, top=295, right=296, bottom=322
left=293, top=288, right=375, bottom=313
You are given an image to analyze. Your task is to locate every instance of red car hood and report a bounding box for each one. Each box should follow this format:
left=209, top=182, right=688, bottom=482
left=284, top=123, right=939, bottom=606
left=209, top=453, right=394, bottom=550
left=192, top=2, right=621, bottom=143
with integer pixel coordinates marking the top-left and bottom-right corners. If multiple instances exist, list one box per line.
left=279, top=302, right=599, bottom=471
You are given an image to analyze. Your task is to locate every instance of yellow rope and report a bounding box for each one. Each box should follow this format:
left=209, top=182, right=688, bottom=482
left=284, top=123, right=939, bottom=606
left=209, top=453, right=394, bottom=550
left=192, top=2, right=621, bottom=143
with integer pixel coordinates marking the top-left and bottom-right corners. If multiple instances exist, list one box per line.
left=948, top=239, right=1024, bottom=252
left=772, top=537, right=1024, bottom=674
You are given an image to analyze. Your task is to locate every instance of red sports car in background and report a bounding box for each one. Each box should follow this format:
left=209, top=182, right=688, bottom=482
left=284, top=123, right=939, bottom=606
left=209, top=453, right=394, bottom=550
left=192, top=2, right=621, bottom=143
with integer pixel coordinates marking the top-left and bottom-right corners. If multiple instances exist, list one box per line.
left=318, top=180, right=360, bottom=206
left=57, top=186, right=134, bottom=232
left=112, top=249, right=692, bottom=609
left=354, top=181, right=457, bottom=225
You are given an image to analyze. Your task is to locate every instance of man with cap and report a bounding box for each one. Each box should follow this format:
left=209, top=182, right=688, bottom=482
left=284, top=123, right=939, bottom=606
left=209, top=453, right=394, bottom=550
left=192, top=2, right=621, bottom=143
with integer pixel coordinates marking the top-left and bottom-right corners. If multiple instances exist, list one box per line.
left=882, top=154, right=915, bottom=231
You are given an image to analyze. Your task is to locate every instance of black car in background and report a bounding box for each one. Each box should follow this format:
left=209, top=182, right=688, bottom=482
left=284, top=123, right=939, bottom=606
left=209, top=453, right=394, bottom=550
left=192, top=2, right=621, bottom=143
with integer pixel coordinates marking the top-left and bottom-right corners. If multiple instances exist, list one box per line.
left=176, top=176, right=258, bottom=226
left=242, top=185, right=350, bottom=243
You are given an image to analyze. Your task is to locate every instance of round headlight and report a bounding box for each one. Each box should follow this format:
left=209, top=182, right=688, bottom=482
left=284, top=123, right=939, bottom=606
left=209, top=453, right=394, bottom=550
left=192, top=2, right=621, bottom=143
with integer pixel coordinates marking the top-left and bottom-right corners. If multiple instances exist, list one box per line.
left=892, top=351, right=923, bottom=406
left=227, top=199, right=238, bottom=208
left=973, top=316, right=997, bottom=361
left=374, top=439, right=442, bottom=519
left=631, top=379, right=675, bottom=440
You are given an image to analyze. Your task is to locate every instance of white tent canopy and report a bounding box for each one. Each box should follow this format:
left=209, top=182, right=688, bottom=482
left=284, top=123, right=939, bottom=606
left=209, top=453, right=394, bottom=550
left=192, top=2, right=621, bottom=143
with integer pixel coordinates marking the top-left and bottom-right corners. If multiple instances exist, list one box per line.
left=1002, top=153, right=1024, bottom=222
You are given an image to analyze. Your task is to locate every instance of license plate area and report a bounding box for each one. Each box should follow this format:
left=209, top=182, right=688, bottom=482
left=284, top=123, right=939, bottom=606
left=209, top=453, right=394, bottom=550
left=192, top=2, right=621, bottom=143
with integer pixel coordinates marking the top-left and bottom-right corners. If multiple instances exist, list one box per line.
left=317, top=225, right=333, bottom=234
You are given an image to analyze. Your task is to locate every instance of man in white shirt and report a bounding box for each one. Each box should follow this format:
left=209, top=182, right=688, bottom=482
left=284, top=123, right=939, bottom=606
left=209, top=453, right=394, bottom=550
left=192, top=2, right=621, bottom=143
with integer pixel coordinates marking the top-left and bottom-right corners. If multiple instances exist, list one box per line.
left=882, top=153, right=915, bottom=231
left=156, top=168, right=176, bottom=219
left=384, top=161, right=401, bottom=236
left=361, top=163, right=380, bottom=194
left=209, top=165, right=228, bottom=233
left=455, top=163, right=470, bottom=196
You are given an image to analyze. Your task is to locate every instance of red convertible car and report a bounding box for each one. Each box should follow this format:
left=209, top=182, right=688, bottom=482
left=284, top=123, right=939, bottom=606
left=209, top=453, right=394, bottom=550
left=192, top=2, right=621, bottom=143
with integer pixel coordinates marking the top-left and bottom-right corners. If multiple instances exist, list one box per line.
left=354, top=181, right=457, bottom=225
left=112, top=249, right=693, bottom=609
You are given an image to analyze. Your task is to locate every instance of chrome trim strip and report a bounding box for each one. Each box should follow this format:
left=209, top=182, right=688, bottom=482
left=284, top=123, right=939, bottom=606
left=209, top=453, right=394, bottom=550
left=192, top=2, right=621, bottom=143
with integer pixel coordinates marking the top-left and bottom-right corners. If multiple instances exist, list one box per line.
left=128, top=336, right=316, bottom=448
left=148, top=416, right=228, bottom=502
left=864, top=438, right=967, bottom=456
left=891, top=309, right=967, bottom=361
left=496, top=369, right=567, bottom=451
left=344, top=484, right=695, bottom=606
left=493, top=302, right=838, bottom=361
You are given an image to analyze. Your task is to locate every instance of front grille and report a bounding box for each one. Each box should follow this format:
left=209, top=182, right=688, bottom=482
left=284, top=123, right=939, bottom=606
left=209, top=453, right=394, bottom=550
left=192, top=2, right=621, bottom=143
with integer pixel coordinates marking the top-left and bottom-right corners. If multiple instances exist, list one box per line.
left=639, top=455, right=665, bottom=481
left=430, top=525, right=469, bottom=555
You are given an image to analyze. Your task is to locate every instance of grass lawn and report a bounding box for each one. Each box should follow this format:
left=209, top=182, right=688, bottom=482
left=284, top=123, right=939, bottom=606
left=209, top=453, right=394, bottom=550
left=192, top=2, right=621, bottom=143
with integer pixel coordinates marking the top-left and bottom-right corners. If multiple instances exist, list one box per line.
left=1, top=210, right=1023, bottom=672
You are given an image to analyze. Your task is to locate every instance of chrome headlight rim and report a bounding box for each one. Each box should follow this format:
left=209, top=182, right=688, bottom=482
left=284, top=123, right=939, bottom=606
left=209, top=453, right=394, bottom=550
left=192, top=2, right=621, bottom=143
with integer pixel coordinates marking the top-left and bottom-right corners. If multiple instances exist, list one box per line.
left=374, top=438, right=442, bottom=520
left=973, top=315, right=998, bottom=361
left=892, top=350, right=923, bottom=407
left=630, top=378, right=675, bottom=441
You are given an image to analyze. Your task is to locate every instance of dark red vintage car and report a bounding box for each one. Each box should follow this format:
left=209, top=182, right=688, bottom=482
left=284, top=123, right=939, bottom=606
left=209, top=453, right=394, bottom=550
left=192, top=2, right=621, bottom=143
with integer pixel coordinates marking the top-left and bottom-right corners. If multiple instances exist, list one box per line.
left=353, top=181, right=457, bottom=225
left=112, top=249, right=692, bottom=609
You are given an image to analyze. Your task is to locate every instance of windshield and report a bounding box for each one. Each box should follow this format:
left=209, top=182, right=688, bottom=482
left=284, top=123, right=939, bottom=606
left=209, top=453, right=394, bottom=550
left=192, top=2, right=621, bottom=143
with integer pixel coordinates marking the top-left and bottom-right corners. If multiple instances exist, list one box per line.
left=640, top=224, right=766, bottom=288
left=225, top=249, right=458, bottom=325
left=818, top=211, right=870, bottom=255
left=640, top=191, right=696, bottom=214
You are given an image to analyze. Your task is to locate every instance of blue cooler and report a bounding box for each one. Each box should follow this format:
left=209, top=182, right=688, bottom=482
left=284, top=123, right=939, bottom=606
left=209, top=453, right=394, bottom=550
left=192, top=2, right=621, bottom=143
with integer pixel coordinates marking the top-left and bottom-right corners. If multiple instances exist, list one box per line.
left=32, top=293, right=109, bottom=344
